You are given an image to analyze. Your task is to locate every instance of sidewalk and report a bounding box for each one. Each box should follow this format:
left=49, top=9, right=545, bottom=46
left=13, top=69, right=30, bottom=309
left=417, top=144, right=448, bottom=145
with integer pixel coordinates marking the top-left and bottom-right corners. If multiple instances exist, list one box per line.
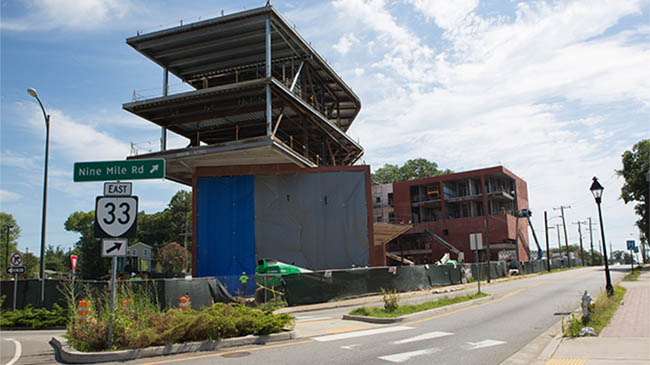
left=542, top=266, right=650, bottom=365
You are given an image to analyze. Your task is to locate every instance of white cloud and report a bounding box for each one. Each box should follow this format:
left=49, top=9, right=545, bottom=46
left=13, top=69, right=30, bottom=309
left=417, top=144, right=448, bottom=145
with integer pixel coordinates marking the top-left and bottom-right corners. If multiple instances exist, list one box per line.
left=1, top=0, right=133, bottom=31
left=24, top=104, right=130, bottom=162
left=406, top=0, right=478, bottom=30
left=0, top=151, right=39, bottom=170
left=333, top=33, right=360, bottom=55
left=0, top=189, right=22, bottom=203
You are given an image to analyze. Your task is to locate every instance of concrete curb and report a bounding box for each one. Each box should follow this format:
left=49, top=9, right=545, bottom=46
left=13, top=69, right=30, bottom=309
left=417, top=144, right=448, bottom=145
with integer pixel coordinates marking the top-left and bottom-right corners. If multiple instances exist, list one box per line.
left=49, top=330, right=296, bottom=364
left=341, top=295, right=493, bottom=324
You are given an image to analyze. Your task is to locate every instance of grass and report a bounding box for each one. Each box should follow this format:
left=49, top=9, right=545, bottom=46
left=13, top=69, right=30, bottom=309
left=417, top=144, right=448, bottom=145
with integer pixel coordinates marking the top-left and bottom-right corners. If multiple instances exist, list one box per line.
left=349, top=292, right=488, bottom=318
left=564, top=285, right=626, bottom=337
left=622, top=265, right=644, bottom=281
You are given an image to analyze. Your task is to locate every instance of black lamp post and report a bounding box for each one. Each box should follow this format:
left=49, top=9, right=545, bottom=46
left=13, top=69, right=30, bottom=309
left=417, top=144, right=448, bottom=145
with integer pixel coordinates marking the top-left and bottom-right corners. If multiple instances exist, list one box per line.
left=590, top=176, right=613, bottom=296
left=27, top=88, right=50, bottom=307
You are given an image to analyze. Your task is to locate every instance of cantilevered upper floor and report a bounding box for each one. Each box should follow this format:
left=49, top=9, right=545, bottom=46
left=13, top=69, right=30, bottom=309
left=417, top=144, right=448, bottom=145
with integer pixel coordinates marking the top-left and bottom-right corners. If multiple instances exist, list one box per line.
left=123, top=5, right=363, bottom=180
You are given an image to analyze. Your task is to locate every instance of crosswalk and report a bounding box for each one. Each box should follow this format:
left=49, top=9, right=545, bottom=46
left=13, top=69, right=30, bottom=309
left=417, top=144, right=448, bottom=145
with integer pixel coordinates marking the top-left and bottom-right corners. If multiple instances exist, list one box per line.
left=311, top=328, right=507, bottom=363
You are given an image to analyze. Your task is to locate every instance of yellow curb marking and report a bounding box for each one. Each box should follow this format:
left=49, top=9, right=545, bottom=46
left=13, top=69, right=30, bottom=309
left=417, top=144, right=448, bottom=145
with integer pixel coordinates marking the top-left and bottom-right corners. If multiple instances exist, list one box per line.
left=140, top=339, right=316, bottom=365
left=324, top=325, right=372, bottom=334
left=546, top=359, right=586, bottom=365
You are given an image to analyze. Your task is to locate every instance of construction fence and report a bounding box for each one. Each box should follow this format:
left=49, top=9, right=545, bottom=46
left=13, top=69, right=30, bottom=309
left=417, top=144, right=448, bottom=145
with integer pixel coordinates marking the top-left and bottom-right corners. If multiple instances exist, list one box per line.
left=0, top=277, right=234, bottom=311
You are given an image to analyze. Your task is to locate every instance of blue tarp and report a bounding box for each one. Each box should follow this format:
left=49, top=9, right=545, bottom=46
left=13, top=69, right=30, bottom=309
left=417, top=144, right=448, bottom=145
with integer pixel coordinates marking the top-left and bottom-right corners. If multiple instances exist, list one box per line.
left=197, top=176, right=256, bottom=295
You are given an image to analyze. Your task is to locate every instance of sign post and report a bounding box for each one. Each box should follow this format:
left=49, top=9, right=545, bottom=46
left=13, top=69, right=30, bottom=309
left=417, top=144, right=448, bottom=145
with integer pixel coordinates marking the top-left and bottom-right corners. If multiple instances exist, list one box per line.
left=470, top=233, right=483, bottom=294
left=627, top=240, right=635, bottom=271
left=9, top=252, right=23, bottom=311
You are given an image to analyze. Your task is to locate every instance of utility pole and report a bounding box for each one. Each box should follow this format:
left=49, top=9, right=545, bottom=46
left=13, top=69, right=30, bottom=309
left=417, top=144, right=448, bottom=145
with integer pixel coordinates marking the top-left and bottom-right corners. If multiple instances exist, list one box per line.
left=544, top=211, right=551, bottom=272
left=610, top=242, right=613, bottom=265
left=587, top=217, right=595, bottom=265
left=554, top=206, right=571, bottom=267
left=573, top=221, right=587, bottom=266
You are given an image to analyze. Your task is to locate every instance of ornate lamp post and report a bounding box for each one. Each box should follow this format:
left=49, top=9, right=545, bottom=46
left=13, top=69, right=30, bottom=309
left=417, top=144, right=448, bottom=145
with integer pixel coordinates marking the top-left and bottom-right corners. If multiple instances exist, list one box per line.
left=590, top=176, right=613, bottom=296
left=27, top=88, right=50, bottom=306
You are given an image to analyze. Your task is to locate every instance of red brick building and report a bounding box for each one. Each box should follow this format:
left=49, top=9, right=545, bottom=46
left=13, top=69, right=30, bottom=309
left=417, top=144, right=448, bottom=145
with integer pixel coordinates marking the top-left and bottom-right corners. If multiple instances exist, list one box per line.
left=387, top=166, right=530, bottom=263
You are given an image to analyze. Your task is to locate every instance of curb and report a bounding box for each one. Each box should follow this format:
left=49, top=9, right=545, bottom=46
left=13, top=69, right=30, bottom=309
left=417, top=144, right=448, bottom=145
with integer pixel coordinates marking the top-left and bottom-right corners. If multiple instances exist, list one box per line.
left=341, top=295, right=494, bottom=324
left=50, top=330, right=296, bottom=364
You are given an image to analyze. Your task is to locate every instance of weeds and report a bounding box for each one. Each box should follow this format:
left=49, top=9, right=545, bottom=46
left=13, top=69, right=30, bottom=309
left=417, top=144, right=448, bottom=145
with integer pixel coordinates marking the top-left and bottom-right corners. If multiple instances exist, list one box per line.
left=381, top=288, right=400, bottom=312
left=563, top=285, right=626, bottom=337
left=622, top=265, right=643, bottom=281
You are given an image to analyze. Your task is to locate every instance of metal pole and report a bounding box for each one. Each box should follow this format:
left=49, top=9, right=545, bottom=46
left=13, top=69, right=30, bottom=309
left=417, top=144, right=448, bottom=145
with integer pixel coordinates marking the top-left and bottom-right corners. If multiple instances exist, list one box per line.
left=13, top=273, right=18, bottom=311
left=588, top=217, right=594, bottom=265
left=544, top=211, right=551, bottom=272
left=560, top=206, right=571, bottom=267
left=577, top=221, right=585, bottom=266
left=265, top=16, right=272, bottom=136
left=107, top=256, right=117, bottom=348
left=596, top=199, right=613, bottom=296
left=475, top=250, right=481, bottom=294
left=5, top=225, right=10, bottom=276
left=40, top=113, right=50, bottom=307
left=161, top=69, right=168, bottom=151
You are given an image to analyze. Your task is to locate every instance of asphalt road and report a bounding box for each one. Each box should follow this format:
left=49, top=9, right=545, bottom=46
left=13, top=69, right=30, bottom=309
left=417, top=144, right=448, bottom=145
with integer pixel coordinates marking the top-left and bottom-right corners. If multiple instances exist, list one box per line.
left=1, top=265, right=629, bottom=365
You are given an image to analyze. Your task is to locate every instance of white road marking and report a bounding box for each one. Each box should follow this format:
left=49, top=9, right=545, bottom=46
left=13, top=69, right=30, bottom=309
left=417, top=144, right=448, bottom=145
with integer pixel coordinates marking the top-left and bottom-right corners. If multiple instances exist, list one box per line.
left=341, top=344, right=360, bottom=350
left=313, top=326, right=413, bottom=342
left=295, top=316, right=332, bottom=322
left=467, top=339, right=507, bottom=350
left=3, top=338, right=22, bottom=365
left=379, top=348, right=440, bottom=363
left=392, top=331, right=453, bottom=344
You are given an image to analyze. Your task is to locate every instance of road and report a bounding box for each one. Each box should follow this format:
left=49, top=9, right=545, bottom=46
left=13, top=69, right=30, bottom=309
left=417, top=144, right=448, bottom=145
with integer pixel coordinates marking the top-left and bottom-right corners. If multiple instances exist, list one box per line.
left=0, top=265, right=629, bottom=364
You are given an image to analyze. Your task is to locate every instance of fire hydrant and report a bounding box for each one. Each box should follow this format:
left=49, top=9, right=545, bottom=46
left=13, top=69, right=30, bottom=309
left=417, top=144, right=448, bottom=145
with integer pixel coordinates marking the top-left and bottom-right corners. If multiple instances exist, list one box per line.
left=581, top=290, right=593, bottom=323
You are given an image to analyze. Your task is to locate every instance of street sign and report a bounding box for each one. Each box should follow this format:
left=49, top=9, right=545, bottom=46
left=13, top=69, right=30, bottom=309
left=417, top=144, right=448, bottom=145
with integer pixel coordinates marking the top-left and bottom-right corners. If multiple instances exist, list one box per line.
left=10, top=252, right=23, bottom=267
left=95, top=196, right=138, bottom=238
left=627, top=240, right=635, bottom=250
left=101, top=239, right=127, bottom=257
left=74, top=159, right=165, bottom=182
left=7, top=266, right=25, bottom=274
left=104, top=182, right=132, bottom=196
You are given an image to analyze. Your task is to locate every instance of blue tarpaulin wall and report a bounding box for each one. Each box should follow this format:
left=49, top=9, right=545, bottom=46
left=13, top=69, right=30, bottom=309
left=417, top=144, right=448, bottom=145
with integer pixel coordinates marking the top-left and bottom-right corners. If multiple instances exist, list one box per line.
left=197, top=176, right=256, bottom=296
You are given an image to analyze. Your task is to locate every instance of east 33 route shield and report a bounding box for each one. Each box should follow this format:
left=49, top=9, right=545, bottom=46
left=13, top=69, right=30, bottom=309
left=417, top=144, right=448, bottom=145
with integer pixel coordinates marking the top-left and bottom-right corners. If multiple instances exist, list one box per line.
left=95, top=196, right=138, bottom=238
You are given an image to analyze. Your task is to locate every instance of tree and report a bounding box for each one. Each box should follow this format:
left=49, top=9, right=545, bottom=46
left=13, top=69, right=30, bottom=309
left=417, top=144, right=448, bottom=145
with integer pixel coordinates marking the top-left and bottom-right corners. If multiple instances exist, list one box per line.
left=1, top=213, right=21, bottom=280
left=64, top=211, right=107, bottom=280
left=45, top=245, right=79, bottom=275
left=157, top=242, right=187, bottom=275
left=22, top=252, right=39, bottom=278
left=372, top=159, right=453, bottom=184
left=617, top=139, right=649, bottom=263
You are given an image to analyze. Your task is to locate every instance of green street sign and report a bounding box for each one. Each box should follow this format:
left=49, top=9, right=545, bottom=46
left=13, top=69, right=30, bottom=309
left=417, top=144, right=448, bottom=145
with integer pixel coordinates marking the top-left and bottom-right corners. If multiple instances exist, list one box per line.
left=74, top=160, right=165, bottom=182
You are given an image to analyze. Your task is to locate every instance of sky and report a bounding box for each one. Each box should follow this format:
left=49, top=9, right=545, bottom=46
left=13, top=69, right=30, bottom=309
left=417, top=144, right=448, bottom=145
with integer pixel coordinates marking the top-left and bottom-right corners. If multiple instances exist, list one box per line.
left=1, top=0, right=648, bottom=259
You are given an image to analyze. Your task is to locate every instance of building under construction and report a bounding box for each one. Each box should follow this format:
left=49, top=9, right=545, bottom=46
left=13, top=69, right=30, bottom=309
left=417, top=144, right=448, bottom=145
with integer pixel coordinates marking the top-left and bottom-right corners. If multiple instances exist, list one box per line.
left=373, top=166, right=531, bottom=264
left=123, top=5, right=382, bottom=294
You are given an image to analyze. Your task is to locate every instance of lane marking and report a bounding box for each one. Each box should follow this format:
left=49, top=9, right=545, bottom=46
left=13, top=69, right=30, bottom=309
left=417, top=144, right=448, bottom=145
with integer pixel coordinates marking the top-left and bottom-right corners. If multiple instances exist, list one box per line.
left=392, top=331, right=453, bottom=344
left=140, top=339, right=315, bottom=365
left=341, top=344, right=360, bottom=350
left=3, top=338, right=22, bottom=365
left=296, top=315, right=332, bottom=321
left=466, top=339, right=507, bottom=350
left=313, top=326, right=413, bottom=342
left=378, top=348, right=440, bottom=363
left=324, top=325, right=372, bottom=334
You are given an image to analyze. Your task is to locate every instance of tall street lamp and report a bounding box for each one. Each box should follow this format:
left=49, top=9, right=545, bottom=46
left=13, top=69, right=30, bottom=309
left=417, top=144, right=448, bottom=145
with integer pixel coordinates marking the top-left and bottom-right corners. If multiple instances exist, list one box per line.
left=590, top=176, right=613, bottom=297
left=27, top=88, right=50, bottom=307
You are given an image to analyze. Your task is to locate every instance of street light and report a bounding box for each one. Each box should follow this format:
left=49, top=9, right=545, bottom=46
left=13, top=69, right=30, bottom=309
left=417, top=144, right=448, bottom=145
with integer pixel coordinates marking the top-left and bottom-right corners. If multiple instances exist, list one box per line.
left=27, top=88, right=50, bottom=307
left=590, top=176, right=613, bottom=297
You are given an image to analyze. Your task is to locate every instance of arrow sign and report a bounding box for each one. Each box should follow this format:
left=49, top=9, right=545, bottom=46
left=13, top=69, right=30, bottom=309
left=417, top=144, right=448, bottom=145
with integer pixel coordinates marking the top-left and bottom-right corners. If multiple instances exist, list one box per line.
left=102, top=239, right=127, bottom=257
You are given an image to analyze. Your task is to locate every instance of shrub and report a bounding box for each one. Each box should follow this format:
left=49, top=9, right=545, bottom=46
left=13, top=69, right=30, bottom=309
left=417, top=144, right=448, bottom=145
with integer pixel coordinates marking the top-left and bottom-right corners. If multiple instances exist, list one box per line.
left=381, top=288, right=400, bottom=312
left=0, top=304, right=69, bottom=329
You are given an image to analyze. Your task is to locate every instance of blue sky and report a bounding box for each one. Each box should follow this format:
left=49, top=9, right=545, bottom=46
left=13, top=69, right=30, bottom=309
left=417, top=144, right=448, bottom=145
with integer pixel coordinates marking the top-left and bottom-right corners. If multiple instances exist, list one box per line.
left=1, top=0, right=648, bottom=257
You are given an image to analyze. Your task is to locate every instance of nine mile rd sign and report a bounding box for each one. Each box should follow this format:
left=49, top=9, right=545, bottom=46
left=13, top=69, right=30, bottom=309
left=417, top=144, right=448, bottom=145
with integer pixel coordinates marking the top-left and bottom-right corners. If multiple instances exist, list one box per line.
left=73, top=159, right=165, bottom=182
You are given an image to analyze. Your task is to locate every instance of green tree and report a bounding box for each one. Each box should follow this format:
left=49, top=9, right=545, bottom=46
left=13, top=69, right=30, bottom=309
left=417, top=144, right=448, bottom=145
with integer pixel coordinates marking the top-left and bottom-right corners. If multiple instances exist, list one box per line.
left=22, top=252, right=39, bottom=278
left=617, top=139, right=649, bottom=263
left=64, top=211, right=107, bottom=280
left=45, top=245, right=79, bottom=275
left=1, top=213, right=21, bottom=280
left=167, top=190, right=192, bottom=245
left=372, top=159, right=453, bottom=184
left=157, top=242, right=187, bottom=275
